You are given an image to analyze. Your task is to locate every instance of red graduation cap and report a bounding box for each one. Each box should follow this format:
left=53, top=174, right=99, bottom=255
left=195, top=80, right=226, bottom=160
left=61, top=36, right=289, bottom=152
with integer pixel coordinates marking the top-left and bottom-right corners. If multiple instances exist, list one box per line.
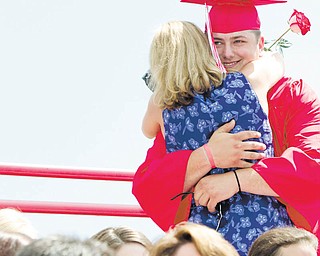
left=180, top=0, right=287, bottom=72
left=180, top=0, right=287, bottom=6
left=210, top=4, right=260, bottom=33
left=181, top=0, right=287, bottom=33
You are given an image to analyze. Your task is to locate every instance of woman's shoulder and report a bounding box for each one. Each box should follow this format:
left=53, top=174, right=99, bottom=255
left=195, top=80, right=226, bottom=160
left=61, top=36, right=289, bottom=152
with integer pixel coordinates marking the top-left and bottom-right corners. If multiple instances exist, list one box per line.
left=225, top=72, right=247, bottom=80
left=222, top=72, right=250, bottom=89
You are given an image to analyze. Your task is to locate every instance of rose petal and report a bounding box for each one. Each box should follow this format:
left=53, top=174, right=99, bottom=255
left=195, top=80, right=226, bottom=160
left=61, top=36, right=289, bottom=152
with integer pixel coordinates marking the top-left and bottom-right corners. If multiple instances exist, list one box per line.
left=290, top=23, right=301, bottom=34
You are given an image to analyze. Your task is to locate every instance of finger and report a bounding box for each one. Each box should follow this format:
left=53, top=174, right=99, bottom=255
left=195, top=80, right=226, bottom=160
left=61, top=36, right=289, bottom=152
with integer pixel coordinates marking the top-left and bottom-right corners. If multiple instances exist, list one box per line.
left=194, top=196, right=202, bottom=207
left=198, top=194, right=210, bottom=207
left=193, top=190, right=202, bottom=206
left=207, top=199, right=218, bottom=213
left=240, top=141, right=267, bottom=151
left=234, top=140, right=266, bottom=151
left=215, top=119, right=235, bottom=134
left=233, top=130, right=262, bottom=141
left=194, top=191, right=208, bottom=206
left=242, top=151, right=266, bottom=160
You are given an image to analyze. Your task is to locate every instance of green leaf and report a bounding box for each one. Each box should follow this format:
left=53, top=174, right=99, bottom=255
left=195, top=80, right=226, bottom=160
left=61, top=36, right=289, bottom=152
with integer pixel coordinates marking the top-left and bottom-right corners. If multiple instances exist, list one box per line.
left=278, top=38, right=292, bottom=48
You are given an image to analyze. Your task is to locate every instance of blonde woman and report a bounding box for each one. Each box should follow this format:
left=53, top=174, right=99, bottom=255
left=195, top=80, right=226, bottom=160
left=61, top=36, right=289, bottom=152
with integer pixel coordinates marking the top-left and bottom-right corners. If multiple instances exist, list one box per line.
left=141, top=21, right=292, bottom=255
left=150, top=222, right=239, bottom=256
left=142, top=21, right=283, bottom=139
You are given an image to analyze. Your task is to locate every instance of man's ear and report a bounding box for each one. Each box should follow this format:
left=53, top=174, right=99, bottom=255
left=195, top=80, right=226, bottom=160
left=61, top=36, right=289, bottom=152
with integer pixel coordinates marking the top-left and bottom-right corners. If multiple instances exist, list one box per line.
left=258, top=36, right=265, bottom=51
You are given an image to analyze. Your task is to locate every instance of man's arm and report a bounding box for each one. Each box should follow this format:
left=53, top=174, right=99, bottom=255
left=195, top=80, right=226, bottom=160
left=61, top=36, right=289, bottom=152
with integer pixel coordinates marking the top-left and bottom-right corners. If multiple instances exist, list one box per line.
left=193, top=167, right=278, bottom=212
left=241, top=51, right=285, bottom=90
left=132, top=121, right=266, bottom=230
left=253, top=78, right=320, bottom=234
left=184, top=119, right=266, bottom=191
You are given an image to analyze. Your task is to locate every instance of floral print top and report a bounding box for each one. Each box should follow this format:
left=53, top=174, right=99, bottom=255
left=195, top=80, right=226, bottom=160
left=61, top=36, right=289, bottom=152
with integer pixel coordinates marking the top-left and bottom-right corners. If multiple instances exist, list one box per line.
left=163, top=72, right=292, bottom=255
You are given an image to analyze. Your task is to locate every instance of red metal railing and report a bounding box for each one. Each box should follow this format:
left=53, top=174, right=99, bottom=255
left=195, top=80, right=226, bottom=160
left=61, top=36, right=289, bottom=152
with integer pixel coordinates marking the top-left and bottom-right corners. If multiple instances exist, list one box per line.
left=0, top=164, right=134, bottom=181
left=0, top=163, right=147, bottom=217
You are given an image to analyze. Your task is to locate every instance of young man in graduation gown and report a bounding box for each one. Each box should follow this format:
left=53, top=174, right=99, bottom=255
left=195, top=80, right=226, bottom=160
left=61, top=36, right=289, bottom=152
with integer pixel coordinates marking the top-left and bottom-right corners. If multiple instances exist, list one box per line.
left=132, top=0, right=320, bottom=250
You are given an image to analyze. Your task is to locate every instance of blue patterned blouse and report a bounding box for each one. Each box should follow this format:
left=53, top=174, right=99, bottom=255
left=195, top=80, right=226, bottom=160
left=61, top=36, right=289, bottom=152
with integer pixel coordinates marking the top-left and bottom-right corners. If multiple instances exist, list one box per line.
left=163, top=72, right=292, bottom=255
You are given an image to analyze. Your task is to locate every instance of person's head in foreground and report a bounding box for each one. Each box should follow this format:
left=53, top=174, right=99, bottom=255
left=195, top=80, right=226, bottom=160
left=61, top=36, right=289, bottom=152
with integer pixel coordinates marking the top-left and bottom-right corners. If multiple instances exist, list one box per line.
left=0, top=230, right=33, bottom=256
left=149, top=222, right=239, bottom=256
left=248, top=226, right=318, bottom=256
left=0, top=208, right=38, bottom=239
left=91, top=226, right=152, bottom=256
left=16, top=234, right=114, bottom=256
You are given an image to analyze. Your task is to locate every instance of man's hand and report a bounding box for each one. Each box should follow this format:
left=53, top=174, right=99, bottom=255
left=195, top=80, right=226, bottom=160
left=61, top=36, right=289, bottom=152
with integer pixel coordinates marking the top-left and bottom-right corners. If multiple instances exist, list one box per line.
left=208, top=119, right=266, bottom=168
left=183, top=119, right=267, bottom=192
left=194, top=172, right=238, bottom=212
left=193, top=167, right=279, bottom=212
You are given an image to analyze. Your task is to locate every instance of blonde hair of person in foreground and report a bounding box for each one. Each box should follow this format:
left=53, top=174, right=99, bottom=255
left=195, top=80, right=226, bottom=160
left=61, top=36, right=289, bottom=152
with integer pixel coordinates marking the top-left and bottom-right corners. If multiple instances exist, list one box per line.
left=91, top=226, right=152, bottom=256
left=0, top=208, right=38, bottom=239
left=248, top=226, right=318, bottom=256
left=149, top=222, right=239, bottom=256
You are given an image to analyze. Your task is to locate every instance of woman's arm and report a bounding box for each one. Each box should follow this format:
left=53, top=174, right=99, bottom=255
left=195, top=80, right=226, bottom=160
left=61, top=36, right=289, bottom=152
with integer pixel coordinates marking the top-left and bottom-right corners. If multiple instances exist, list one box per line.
left=241, top=51, right=285, bottom=90
left=142, top=95, right=163, bottom=139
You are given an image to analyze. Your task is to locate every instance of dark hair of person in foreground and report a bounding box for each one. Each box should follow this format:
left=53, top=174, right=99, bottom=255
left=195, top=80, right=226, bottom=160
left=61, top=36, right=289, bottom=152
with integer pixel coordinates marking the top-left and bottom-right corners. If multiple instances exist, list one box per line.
left=16, top=234, right=114, bottom=256
left=0, top=230, right=33, bottom=256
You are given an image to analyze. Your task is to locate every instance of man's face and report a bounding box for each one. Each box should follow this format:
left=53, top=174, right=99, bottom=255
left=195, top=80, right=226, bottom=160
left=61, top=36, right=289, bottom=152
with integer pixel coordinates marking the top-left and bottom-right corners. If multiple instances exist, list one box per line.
left=213, top=30, right=264, bottom=72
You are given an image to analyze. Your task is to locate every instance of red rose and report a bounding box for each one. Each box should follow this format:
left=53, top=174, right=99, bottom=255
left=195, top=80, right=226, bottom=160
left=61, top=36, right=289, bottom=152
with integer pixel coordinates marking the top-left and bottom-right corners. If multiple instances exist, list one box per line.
left=267, top=8, right=311, bottom=51
left=288, top=9, right=311, bottom=36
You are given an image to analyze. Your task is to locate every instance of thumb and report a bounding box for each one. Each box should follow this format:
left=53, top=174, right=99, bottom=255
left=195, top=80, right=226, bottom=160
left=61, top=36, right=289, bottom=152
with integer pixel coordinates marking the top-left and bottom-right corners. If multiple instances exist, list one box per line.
left=216, top=119, right=235, bottom=133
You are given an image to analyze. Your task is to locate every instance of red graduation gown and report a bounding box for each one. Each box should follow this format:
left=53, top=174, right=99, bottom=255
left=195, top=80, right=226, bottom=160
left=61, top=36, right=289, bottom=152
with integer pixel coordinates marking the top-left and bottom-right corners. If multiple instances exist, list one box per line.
left=132, top=77, right=320, bottom=244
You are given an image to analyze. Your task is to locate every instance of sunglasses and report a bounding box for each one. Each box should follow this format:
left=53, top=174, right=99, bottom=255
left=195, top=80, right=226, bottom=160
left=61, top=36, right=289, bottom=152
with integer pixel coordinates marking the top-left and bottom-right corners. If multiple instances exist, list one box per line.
left=142, top=70, right=154, bottom=92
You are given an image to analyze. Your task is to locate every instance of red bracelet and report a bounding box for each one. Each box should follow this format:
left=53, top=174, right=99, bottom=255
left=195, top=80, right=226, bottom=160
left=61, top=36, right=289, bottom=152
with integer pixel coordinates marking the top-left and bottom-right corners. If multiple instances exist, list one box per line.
left=203, top=144, right=216, bottom=169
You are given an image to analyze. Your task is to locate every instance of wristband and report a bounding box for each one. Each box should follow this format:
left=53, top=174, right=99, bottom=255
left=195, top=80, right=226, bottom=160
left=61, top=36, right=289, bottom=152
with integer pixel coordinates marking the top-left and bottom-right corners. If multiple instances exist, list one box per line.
left=203, top=144, right=216, bottom=169
left=233, top=170, right=242, bottom=193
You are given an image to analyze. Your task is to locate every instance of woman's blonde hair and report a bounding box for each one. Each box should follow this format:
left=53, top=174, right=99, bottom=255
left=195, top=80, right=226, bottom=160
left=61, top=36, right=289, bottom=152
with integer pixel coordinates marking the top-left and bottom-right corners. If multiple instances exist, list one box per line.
left=149, top=222, right=239, bottom=256
left=150, top=21, right=224, bottom=109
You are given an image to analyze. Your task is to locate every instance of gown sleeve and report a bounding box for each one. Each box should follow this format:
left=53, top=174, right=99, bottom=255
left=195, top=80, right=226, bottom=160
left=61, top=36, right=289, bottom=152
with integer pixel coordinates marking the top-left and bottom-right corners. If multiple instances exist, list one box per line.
left=253, top=78, right=320, bottom=239
left=132, top=132, right=193, bottom=231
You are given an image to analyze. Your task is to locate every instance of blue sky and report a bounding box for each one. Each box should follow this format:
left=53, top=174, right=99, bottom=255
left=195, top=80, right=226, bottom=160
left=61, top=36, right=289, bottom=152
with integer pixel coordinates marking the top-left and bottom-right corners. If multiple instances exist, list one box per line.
left=0, top=0, right=318, bottom=241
